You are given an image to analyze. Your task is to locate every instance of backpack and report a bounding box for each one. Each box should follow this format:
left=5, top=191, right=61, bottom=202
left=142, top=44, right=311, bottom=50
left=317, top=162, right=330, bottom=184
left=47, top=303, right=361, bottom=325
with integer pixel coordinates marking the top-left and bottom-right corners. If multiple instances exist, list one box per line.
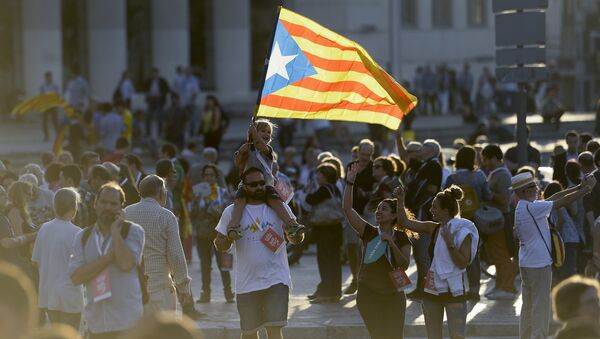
left=457, top=182, right=479, bottom=220
left=81, top=222, right=149, bottom=304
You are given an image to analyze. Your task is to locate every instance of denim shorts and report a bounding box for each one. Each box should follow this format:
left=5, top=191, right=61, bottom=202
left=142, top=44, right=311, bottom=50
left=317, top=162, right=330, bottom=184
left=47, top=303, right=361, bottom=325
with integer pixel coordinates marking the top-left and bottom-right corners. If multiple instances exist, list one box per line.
left=236, top=283, right=289, bottom=334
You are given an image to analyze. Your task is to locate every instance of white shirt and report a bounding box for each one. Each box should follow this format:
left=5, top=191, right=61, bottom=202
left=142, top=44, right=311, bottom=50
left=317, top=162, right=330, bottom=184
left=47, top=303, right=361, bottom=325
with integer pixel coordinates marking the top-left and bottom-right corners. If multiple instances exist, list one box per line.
left=32, top=219, right=84, bottom=313
left=215, top=203, right=292, bottom=294
left=515, top=200, right=554, bottom=268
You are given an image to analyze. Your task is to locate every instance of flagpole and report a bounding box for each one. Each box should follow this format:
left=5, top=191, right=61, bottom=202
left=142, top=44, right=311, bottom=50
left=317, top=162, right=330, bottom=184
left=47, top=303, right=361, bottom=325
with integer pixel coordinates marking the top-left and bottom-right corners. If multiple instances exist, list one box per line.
left=252, top=4, right=284, bottom=123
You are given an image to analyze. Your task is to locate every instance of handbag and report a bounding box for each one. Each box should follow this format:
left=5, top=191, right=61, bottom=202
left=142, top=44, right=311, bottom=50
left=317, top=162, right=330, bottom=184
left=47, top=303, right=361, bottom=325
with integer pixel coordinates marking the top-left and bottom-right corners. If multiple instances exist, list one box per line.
left=306, top=185, right=344, bottom=227
left=474, top=204, right=504, bottom=235
left=525, top=204, right=565, bottom=268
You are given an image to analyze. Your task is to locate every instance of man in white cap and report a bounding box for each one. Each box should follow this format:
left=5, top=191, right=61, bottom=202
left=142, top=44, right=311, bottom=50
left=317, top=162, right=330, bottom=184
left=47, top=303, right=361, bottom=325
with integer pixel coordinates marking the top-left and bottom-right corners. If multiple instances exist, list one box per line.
left=513, top=171, right=596, bottom=339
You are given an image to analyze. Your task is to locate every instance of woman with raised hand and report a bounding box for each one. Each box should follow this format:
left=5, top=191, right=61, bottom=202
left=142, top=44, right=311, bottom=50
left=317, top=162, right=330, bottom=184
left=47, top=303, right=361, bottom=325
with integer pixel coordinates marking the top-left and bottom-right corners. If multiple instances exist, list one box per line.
left=395, top=184, right=479, bottom=339
left=343, top=163, right=413, bottom=339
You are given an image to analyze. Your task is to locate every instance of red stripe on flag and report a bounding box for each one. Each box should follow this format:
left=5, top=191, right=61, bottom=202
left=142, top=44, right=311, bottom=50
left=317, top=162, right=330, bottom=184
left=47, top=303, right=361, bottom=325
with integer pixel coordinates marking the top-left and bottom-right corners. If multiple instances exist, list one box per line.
left=280, top=19, right=357, bottom=52
left=289, top=77, right=392, bottom=105
left=261, top=94, right=404, bottom=118
left=302, top=51, right=370, bottom=75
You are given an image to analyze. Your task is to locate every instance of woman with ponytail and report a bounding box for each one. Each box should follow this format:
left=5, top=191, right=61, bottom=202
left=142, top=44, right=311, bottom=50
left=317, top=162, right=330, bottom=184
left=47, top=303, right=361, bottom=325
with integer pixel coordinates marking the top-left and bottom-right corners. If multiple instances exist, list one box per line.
left=395, top=184, right=479, bottom=339
left=343, top=163, right=415, bottom=339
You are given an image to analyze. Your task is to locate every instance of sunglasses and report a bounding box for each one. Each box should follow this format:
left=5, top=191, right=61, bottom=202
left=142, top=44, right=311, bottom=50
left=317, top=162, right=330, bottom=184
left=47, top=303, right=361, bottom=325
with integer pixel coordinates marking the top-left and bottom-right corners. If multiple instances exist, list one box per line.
left=245, top=180, right=266, bottom=188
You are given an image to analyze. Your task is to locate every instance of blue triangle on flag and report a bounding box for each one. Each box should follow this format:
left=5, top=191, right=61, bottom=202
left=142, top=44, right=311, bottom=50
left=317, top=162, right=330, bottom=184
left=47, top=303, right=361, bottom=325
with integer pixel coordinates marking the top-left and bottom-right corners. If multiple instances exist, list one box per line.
left=261, top=21, right=317, bottom=98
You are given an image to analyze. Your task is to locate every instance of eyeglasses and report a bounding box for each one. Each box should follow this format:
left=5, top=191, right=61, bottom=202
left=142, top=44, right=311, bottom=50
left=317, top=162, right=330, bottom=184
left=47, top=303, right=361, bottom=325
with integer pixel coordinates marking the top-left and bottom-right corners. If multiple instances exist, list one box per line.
left=245, top=180, right=266, bottom=188
left=373, top=164, right=383, bottom=169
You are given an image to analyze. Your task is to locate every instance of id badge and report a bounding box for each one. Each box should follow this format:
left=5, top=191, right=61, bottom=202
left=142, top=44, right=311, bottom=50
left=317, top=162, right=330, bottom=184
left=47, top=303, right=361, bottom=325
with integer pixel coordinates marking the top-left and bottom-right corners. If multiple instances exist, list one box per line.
left=388, top=268, right=412, bottom=292
left=424, top=270, right=439, bottom=295
left=261, top=228, right=284, bottom=253
left=92, top=269, right=112, bottom=302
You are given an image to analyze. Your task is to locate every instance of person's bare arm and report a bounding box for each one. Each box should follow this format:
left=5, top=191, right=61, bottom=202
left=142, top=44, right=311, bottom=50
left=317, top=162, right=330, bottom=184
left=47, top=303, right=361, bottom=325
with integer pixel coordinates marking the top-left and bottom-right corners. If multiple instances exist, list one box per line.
left=343, top=164, right=369, bottom=236
left=71, top=252, right=114, bottom=285
left=550, top=176, right=596, bottom=210
left=394, top=186, right=438, bottom=234
left=441, top=228, right=472, bottom=269
left=248, top=123, right=270, bottom=155
left=395, top=134, right=409, bottom=162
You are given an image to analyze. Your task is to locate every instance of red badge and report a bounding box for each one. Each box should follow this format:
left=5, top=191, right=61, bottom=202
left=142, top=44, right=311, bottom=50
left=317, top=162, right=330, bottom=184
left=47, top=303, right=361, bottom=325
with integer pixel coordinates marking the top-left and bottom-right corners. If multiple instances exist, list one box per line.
left=424, top=270, right=438, bottom=295
left=388, top=268, right=411, bottom=291
left=92, top=269, right=112, bottom=303
left=261, top=228, right=284, bottom=253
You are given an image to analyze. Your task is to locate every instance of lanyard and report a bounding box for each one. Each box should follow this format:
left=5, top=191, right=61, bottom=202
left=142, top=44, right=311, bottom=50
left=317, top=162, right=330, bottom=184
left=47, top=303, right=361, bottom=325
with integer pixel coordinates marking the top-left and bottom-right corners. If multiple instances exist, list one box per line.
left=95, top=229, right=112, bottom=256
left=377, top=227, right=394, bottom=267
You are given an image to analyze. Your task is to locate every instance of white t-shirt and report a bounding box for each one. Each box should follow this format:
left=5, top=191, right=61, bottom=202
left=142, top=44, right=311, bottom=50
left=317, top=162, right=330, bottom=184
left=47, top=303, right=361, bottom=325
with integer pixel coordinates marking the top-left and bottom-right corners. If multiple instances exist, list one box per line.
left=32, top=219, right=84, bottom=313
left=215, top=203, right=292, bottom=294
left=515, top=200, right=554, bottom=268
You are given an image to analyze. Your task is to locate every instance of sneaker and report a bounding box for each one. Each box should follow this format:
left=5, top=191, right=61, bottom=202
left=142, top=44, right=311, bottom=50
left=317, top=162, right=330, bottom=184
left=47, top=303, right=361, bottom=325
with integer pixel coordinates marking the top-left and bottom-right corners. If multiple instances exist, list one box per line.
left=307, top=292, right=320, bottom=300
left=224, top=288, right=235, bottom=303
left=343, top=280, right=357, bottom=295
left=486, top=289, right=516, bottom=300
left=227, top=225, right=243, bottom=240
left=196, top=291, right=210, bottom=303
left=285, top=222, right=306, bottom=238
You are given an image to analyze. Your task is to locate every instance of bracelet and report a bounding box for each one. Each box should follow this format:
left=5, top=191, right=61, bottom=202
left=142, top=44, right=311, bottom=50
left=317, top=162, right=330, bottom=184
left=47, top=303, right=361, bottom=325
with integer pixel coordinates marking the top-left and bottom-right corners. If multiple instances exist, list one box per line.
left=346, top=180, right=355, bottom=186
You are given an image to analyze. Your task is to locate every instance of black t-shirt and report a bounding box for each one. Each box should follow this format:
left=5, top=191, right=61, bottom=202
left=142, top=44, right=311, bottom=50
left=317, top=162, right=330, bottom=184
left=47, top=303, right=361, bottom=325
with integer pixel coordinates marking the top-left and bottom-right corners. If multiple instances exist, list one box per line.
left=346, top=160, right=376, bottom=214
left=405, top=159, right=442, bottom=213
left=358, top=224, right=412, bottom=294
left=305, top=183, right=341, bottom=206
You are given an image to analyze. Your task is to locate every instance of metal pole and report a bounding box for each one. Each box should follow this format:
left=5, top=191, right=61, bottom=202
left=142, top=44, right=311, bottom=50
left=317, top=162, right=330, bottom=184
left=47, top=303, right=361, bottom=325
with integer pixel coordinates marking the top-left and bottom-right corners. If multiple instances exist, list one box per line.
left=516, top=85, right=528, bottom=166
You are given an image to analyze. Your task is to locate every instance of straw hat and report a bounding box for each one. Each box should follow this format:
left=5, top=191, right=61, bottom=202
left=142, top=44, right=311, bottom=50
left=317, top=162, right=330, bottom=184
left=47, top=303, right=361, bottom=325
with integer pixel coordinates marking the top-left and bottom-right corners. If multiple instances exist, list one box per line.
left=510, top=172, right=535, bottom=191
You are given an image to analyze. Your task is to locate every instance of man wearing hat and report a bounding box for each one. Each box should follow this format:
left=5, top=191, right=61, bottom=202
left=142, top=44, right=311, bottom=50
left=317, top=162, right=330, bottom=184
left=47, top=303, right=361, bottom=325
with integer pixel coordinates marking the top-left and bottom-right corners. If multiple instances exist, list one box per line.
left=513, top=171, right=596, bottom=339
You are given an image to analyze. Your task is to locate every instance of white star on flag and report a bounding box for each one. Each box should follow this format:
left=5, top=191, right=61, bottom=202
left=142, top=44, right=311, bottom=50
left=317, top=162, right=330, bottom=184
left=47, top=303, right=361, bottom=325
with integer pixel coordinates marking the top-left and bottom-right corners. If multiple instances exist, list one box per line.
left=265, top=41, right=298, bottom=81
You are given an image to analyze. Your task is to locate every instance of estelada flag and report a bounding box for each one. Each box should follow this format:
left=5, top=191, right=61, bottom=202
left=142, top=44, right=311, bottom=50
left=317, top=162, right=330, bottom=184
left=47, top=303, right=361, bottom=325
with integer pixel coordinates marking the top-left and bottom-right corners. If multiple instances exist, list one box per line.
left=256, top=7, right=417, bottom=130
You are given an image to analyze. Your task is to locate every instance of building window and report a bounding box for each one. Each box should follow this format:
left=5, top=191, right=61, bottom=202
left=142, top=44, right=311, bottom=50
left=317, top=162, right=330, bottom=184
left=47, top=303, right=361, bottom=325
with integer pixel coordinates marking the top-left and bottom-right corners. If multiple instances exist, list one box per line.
left=126, top=0, right=152, bottom=90
left=402, top=0, right=418, bottom=28
left=467, top=0, right=486, bottom=27
left=62, top=0, right=88, bottom=84
left=189, top=0, right=215, bottom=90
left=251, top=0, right=280, bottom=90
left=432, top=0, right=452, bottom=28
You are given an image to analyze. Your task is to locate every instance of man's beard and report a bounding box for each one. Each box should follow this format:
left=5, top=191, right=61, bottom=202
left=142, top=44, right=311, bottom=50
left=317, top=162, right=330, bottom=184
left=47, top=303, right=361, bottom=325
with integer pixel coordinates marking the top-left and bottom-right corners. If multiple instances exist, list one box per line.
left=248, top=189, right=266, bottom=200
left=98, top=210, right=116, bottom=226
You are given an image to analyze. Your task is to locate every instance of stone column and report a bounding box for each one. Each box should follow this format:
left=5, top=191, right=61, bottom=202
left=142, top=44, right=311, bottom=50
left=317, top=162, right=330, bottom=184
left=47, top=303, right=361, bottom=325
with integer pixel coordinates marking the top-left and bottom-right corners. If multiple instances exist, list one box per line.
left=151, top=0, right=189, bottom=82
left=87, top=0, right=127, bottom=101
left=21, top=0, right=62, bottom=97
left=213, top=0, right=252, bottom=102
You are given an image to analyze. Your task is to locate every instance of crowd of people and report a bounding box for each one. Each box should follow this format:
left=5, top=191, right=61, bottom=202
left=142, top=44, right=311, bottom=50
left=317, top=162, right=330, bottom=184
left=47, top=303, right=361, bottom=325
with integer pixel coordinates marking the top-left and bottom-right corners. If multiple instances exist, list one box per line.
left=409, top=63, right=577, bottom=132
left=1, top=104, right=600, bottom=338
left=37, top=66, right=229, bottom=164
